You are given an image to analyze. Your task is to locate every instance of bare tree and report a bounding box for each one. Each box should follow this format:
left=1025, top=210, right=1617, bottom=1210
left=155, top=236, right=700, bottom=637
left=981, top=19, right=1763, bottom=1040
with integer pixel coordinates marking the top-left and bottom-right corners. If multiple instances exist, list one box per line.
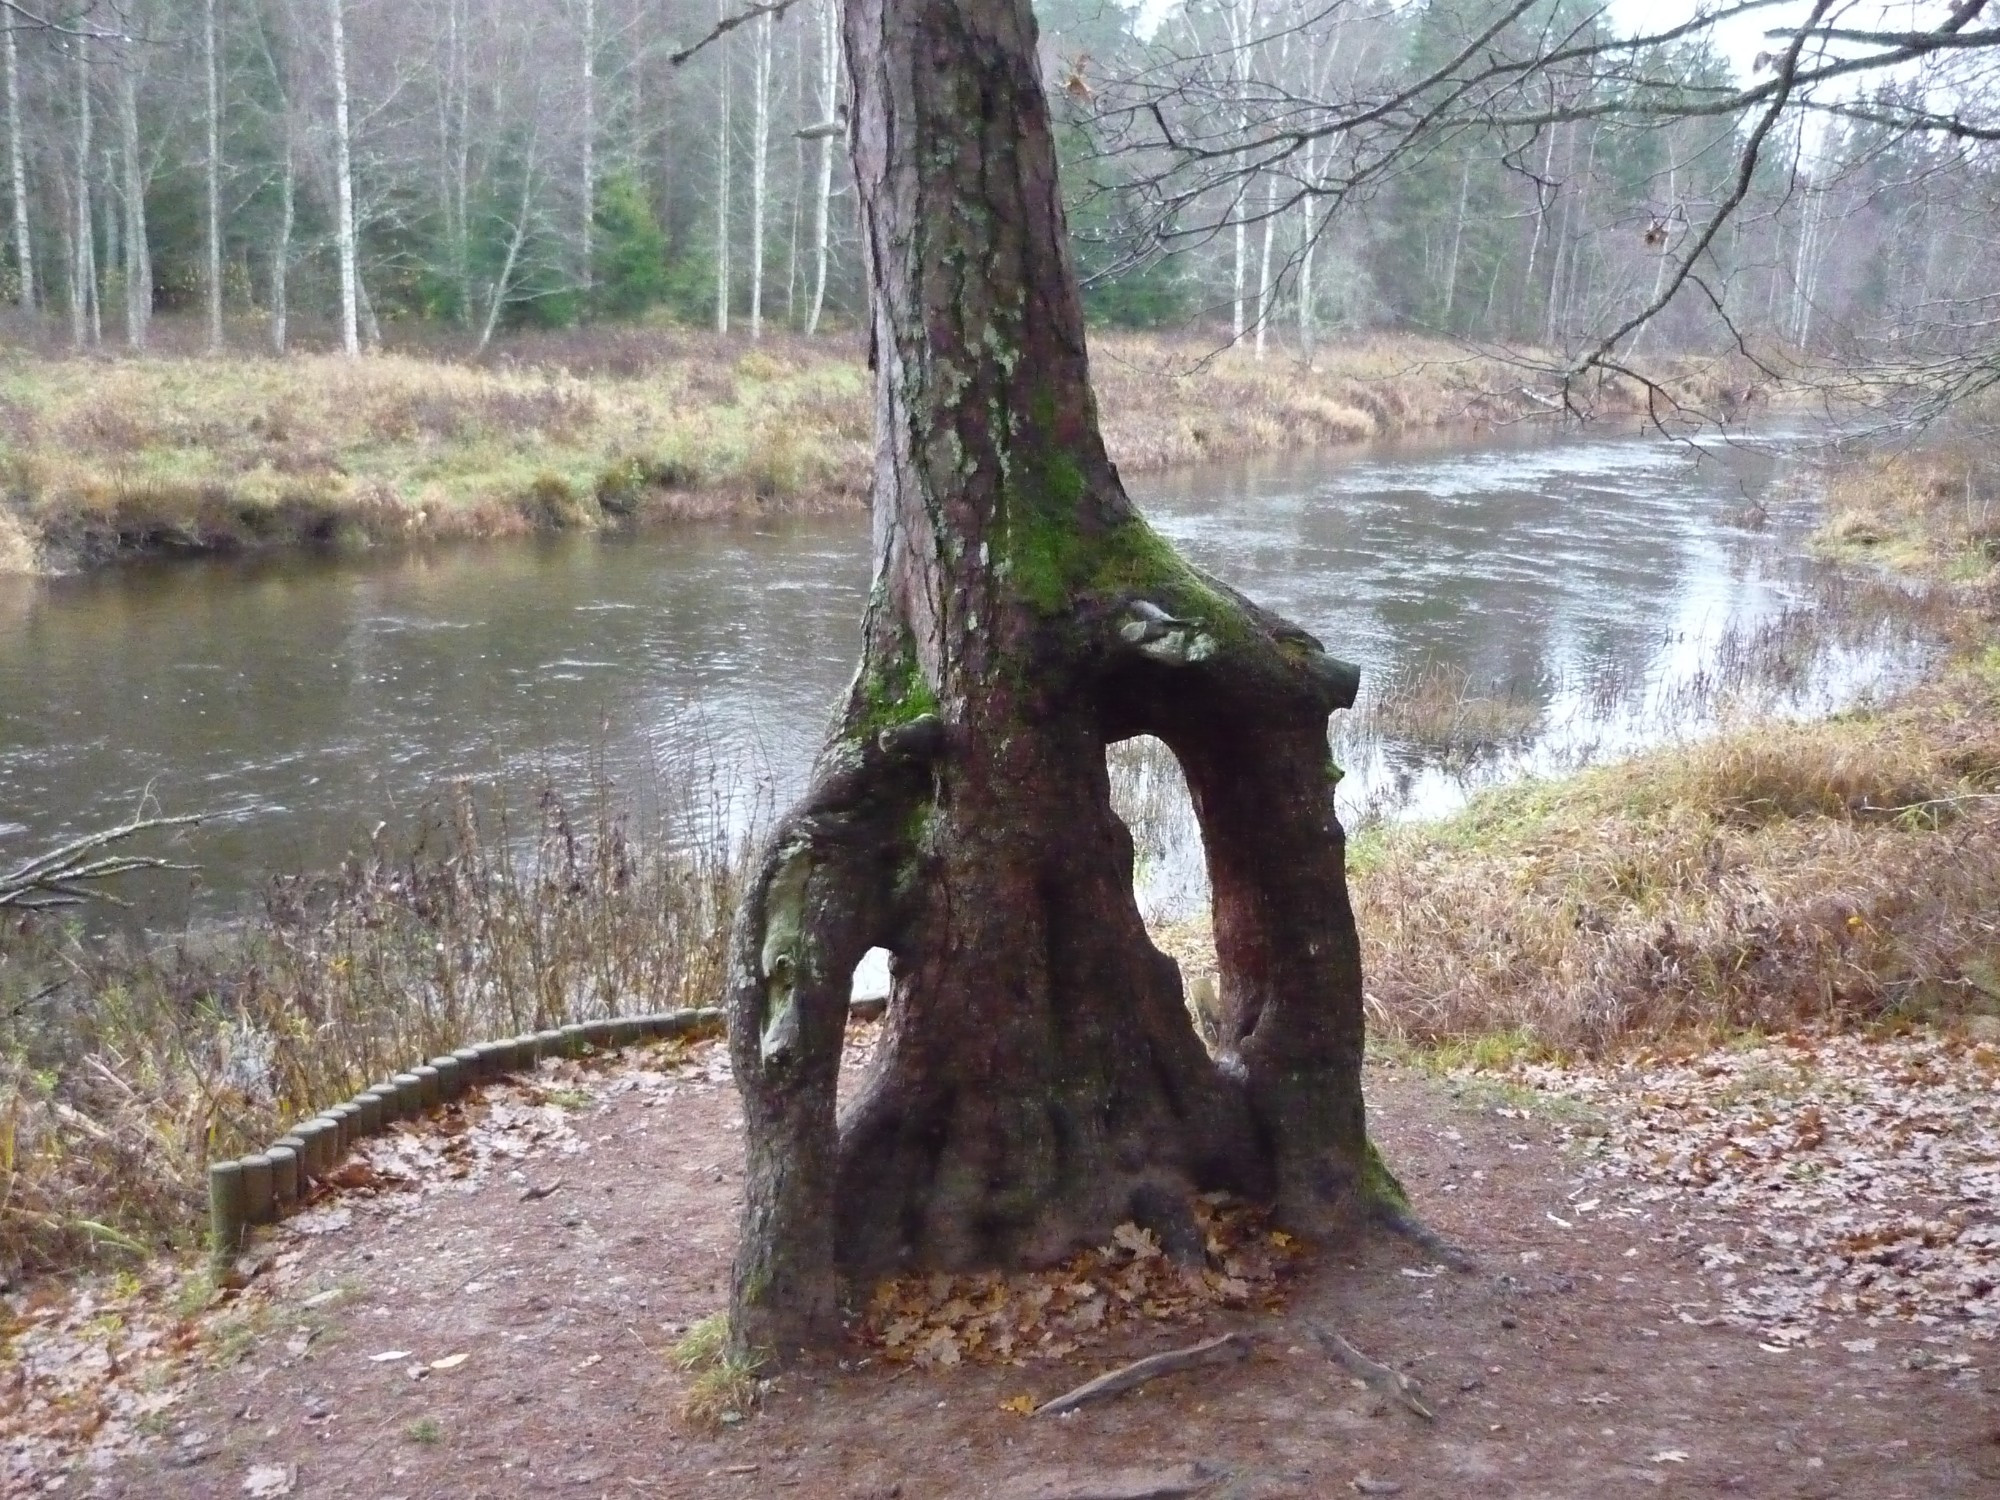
left=1079, top=0, right=2000, bottom=416
left=116, top=11, right=147, bottom=347
left=67, top=30, right=92, bottom=350
left=748, top=3, right=770, bottom=337
left=327, top=0, right=356, bottom=355
left=714, top=0, right=732, bottom=333
left=804, top=0, right=837, bottom=335
left=203, top=0, right=222, bottom=349
left=579, top=0, right=595, bottom=296
left=6, top=12, right=33, bottom=314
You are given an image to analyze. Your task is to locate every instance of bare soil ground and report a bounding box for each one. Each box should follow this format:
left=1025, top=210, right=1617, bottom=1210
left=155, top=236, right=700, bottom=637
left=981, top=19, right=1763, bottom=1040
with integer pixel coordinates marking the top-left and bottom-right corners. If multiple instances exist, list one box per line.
left=23, top=1027, right=2000, bottom=1499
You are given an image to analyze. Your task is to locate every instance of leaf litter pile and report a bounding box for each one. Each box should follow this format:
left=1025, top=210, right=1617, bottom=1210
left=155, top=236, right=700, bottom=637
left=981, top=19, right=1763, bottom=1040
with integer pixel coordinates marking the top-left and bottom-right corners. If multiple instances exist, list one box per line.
left=1509, top=1029, right=2000, bottom=1352
left=854, top=1199, right=1306, bottom=1372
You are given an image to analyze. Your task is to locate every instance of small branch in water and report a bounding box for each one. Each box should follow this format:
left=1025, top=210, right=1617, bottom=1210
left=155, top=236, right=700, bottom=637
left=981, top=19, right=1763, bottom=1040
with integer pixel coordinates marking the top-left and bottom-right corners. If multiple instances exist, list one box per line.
left=1033, top=1331, right=1253, bottom=1416
left=0, top=814, right=201, bottom=911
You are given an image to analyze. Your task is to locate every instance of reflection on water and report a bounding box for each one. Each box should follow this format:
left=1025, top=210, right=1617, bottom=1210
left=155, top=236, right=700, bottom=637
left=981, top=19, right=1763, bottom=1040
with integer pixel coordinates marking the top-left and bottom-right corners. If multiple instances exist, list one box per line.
left=0, top=422, right=1926, bottom=925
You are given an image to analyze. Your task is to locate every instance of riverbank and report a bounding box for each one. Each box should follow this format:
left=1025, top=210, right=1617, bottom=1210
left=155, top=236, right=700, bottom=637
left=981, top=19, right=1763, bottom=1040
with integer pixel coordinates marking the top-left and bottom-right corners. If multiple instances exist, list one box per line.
left=0, top=330, right=1744, bottom=573
left=1161, top=438, right=2000, bottom=1054
left=1, top=432, right=1985, bottom=1279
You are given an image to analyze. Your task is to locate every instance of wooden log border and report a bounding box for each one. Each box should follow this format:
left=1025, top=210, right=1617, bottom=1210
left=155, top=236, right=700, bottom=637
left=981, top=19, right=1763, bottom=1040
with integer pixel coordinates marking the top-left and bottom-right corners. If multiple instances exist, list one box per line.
left=205, top=996, right=889, bottom=1266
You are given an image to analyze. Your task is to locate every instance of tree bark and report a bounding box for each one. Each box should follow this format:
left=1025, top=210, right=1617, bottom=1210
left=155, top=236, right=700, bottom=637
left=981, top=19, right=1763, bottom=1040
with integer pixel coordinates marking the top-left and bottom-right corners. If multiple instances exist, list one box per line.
left=728, top=0, right=1387, bottom=1363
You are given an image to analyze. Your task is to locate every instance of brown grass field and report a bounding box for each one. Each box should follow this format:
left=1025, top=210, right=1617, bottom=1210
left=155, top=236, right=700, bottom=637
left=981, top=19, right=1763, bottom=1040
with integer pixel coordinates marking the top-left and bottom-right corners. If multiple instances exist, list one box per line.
left=0, top=327, right=1741, bottom=572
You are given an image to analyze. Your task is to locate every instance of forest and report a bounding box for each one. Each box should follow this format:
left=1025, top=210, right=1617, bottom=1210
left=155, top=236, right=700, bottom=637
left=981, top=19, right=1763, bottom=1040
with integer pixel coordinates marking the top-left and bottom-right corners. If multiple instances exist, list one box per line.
left=3, top=0, right=2000, bottom=1494
left=4, top=0, right=1995, bottom=370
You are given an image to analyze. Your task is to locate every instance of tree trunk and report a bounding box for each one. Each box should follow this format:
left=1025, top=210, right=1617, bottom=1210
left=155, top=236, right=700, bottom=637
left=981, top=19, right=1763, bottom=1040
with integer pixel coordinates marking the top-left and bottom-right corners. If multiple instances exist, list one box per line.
left=6, top=19, right=33, bottom=316
left=329, top=0, right=359, bottom=356
left=1254, top=170, right=1275, bottom=359
left=805, top=0, right=837, bottom=336
left=204, top=0, right=224, bottom=351
left=1441, top=160, right=1468, bottom=330
left=727, top=0, right=1388, bottom=1363
left=271, top=123, right=292, bottom=353
left=714, top=0, right=732, bottom=335
left=749, top=8, right=771, bottom=339
left=119, top=37, right=149, bottom=349
left=69, top=35, right=90, bottom=351
left=580, top=0, right=595, bottom=299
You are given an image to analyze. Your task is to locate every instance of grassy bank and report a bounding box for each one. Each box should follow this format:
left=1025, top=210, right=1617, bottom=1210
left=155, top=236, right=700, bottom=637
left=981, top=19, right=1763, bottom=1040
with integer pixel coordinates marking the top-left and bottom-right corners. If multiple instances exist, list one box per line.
left=1145, top=438, right=2000, bottom=1057
left=0, top=329, right=1736, bottom=573
left=1348, top=442, right=2000, bottom=1054
left=0, top=779, right=744, bottom=1280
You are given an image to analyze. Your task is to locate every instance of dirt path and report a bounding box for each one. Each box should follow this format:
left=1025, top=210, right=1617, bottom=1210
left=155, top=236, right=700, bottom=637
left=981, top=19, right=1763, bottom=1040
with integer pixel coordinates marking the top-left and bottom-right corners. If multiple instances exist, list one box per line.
left=48, top=1033, right=2000, bottom=1497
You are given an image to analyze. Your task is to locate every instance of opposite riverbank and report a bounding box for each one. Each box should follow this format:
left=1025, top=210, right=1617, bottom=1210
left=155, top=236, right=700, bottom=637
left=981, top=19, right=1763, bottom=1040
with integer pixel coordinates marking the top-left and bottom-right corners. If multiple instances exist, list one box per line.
left=0, top=329, right=1749, bottom=574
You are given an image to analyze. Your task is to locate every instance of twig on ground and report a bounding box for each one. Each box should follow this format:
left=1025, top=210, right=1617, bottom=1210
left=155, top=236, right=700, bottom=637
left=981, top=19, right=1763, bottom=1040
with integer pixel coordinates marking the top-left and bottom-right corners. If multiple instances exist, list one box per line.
left=1033, top=1331, right=1253, bottom=1417
left=519, top=1179, right=565, bottom=1202
left=1311, top=1326, right=1435, bottom=1421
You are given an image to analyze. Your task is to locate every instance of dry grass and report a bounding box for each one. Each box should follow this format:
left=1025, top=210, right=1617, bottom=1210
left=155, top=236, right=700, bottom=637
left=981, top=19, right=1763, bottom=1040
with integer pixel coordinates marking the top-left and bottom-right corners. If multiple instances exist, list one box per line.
left=0, top=774, right=749, bottom=1282
left=1347, top=682, right=2000, bottom=1053
left=1816, top=441, right=2000, bottom=579
left=1347, top=440, right=2000, bottom=1054
left=0, top=330, right=1744, bottom=572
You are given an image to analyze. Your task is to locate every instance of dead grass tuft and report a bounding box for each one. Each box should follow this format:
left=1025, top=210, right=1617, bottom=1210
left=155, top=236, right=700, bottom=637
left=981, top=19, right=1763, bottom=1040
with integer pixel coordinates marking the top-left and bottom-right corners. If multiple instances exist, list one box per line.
left=1347, top=683, right=2000, bottom=1054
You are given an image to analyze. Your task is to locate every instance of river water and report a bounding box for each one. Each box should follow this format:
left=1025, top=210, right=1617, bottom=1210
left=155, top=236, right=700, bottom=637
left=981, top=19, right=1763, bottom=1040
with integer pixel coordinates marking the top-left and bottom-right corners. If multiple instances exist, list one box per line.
left=0, top=422, right=1925, bottom=925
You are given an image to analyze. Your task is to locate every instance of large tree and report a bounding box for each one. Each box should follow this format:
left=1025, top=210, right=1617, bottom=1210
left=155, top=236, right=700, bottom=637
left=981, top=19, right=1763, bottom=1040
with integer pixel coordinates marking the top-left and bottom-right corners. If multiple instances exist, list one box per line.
left=723, top=0, right=1403, bottom=1359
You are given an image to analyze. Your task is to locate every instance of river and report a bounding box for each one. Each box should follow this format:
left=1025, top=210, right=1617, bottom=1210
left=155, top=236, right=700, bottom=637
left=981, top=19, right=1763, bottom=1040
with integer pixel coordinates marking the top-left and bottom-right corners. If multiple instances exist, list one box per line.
left=0, top=421, right=1927, bottom=926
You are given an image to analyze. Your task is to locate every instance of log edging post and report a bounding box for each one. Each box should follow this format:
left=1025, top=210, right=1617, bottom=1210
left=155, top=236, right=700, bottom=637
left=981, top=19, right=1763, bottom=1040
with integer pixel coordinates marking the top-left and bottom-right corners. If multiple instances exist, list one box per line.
left=203, top=1005, right=755, bottom=1260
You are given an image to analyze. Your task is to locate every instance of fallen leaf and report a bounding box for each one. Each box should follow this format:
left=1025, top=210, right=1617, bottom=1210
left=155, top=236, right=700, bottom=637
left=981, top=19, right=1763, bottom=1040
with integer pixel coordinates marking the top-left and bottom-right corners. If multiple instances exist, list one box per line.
left=368, top=1350, right=412, bottom=1363
left=1648, top=1449, right=1689, bottom=1464
left=998, top=1394, right=1037, bottom=1415
left=1351, top=1477, right=1403, bottom=1496
left=429, top=1352, right=470, bottom=1370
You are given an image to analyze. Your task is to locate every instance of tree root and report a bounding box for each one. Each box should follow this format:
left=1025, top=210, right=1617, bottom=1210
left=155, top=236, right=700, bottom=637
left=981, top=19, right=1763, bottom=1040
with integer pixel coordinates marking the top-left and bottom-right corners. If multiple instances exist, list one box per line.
left=1034, top=1332, right=1254, bottom=1417
left=1310, top=1325, right=1434, bottom=1421
left=1375, top=1202, right=1477, bottom=1273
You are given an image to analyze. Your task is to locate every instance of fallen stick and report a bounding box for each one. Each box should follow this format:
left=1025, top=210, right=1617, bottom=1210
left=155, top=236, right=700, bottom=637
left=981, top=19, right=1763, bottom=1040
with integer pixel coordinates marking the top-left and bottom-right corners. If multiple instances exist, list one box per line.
left=1311, top=1326, right=1434, bottom=1421
left=1034, top=1332, right=1252, bottom=1417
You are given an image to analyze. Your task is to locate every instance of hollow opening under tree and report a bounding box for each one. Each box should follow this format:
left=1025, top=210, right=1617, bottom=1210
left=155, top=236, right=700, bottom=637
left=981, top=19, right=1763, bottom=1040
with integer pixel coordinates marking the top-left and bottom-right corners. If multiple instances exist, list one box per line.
left=722, top=0, right=1425, bottom=1360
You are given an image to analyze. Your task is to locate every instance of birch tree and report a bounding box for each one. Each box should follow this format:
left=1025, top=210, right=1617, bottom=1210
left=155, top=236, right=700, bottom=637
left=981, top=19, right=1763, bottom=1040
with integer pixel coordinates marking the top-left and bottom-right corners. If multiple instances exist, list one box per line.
left=714, top=0, right=731, bottom=333
left=68, top=32, right=92, bottom=350
left=579, top=0, right=595, bottom=296
left=6, top=14, right=32, bottom=315
left=805, top=0, right=838, bottom=335
left=328, top=0, right=357, bottom=355
left=117, top=19, right=148, bottom=347
left=203, top=0, right=223, bottom=350
left=748, top=5, right=770, bottom=337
